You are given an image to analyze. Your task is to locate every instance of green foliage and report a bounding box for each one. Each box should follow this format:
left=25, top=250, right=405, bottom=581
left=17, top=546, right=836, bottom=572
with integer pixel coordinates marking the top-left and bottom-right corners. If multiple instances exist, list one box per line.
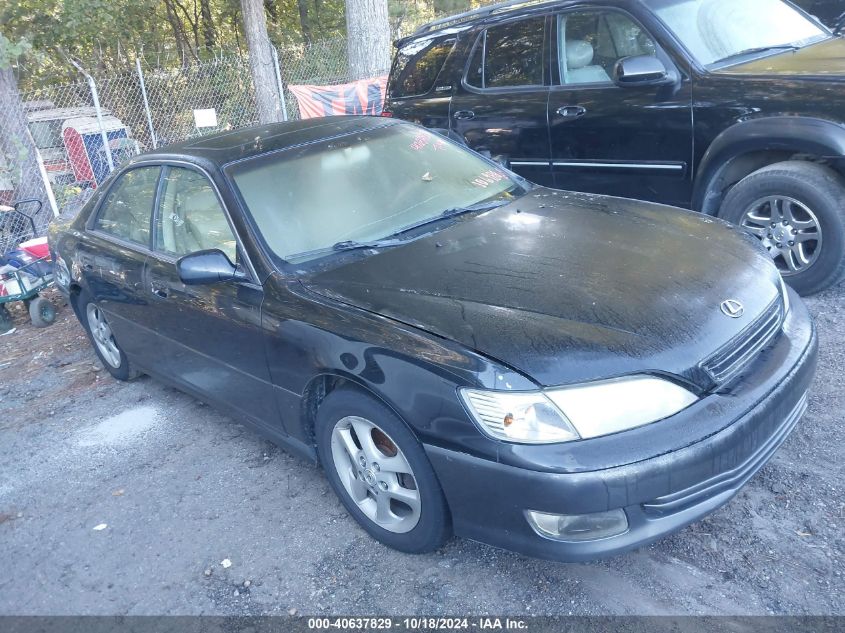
left=0, top=34, right=32, bottom=70
left=2, top=0, right=490, bottom=89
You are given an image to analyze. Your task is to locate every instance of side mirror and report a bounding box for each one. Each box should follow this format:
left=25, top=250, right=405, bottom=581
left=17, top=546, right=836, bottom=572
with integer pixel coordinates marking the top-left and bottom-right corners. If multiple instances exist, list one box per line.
left=176, top=249, right=247, bottom=285
left=613, top=55, right=670, bottom=86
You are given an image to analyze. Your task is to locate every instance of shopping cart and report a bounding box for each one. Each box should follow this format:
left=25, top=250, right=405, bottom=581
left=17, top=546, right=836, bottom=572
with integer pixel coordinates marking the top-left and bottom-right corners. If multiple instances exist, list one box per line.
left=0, top=200, right=57, bottom=332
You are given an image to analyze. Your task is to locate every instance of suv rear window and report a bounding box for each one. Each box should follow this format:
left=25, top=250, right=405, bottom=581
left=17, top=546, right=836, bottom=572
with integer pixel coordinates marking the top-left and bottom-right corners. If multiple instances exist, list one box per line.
left=389, top=38, right=456, bottom=98
left=466, top=17, right=546, bottom=88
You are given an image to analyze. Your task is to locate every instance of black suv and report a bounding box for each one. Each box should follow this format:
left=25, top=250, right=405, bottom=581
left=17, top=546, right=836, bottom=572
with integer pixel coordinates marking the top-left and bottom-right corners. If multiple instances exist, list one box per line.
left=794, top=0, right=845, bottom=28
left=384, top=0, right=845, bottom=295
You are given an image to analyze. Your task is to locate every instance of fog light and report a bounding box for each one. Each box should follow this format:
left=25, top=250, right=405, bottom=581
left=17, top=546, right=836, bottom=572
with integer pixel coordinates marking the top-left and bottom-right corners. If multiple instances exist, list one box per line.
left=526, top=509, right=628, bottom=542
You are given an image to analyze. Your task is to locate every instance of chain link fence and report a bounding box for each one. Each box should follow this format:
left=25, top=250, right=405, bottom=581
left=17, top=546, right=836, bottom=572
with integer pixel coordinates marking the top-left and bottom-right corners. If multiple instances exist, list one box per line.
left=2, top=35, right=393, bottom=246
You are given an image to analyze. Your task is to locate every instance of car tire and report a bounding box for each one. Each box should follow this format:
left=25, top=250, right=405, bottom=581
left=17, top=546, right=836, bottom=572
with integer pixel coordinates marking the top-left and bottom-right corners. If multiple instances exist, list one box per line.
left=719, top=160, right=845, bottom=296
left=28, top=296, right=57, bottom=328
left=315, top=387, right=452, bottom=554
left=76, top=290, right=141, bottom=381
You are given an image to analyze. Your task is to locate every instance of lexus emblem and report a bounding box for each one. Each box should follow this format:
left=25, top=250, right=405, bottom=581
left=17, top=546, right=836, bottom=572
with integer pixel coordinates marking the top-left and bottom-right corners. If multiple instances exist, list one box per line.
left=720, top=299, right=744, bottom=318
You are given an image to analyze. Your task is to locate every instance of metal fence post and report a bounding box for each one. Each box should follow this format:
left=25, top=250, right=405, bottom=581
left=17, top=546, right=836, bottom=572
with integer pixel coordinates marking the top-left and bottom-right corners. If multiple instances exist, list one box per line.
left=271, top=44, right=289, bottom=122
left=87, top=74, right=115, bottom=171
left=68, top=58, right=115, bottom=172
left=136, top=58, right=158, bottom=149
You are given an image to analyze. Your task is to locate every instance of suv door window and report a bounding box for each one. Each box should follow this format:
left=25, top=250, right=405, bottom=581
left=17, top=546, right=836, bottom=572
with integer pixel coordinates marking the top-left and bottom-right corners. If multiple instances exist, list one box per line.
left=466, top=17, right=546, bottom=89
left=558, top=11, right=656, bottom=85
left=94, top=166, right=160, bottom=246
left=154, top=166, right=237, bottom=261
left=390, top=38, right=456, bottom=98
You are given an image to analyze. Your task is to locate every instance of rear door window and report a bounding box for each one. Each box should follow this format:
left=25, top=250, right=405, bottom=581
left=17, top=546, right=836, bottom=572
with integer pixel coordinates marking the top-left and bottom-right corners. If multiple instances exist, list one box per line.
left=466, top=17, right=546, bottom=89
left=93, top=166, right=161, bottom=246
left=390, top=38, right=456, bottom=98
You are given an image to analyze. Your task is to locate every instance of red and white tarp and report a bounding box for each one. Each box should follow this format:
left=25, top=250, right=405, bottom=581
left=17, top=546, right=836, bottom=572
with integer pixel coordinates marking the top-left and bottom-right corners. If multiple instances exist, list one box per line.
left=288, top=76, right=388, bottom=119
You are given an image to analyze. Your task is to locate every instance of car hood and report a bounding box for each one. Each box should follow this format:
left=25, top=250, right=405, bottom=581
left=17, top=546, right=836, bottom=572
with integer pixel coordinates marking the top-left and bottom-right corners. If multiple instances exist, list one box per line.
left=303, top=189, right=781, bottom=388
left=716, top=37, right=845, bottom=79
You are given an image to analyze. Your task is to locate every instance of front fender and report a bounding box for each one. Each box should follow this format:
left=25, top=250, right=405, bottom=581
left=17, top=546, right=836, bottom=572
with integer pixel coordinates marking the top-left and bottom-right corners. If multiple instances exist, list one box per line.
left=693, top=116, right=845, bottom=214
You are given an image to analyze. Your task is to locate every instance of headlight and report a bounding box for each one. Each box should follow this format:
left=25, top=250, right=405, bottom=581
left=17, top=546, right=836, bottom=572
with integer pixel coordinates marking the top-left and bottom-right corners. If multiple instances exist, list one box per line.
left=546, top=376, right=697, bottom=439
left=460, top=376, right=697, bottom=444
left=779, top=275, right=790, bottom=316
left=459, top=390, right=579, bottom=443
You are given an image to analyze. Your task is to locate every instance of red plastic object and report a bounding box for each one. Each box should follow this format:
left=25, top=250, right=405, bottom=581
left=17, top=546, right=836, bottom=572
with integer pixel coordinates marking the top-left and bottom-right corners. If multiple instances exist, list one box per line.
left=19, top=237, right=50, bottom=260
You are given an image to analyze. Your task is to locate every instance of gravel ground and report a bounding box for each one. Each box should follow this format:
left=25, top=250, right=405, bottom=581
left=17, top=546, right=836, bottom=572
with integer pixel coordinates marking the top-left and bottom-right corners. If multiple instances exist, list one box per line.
left=0, top=284, right=842, bottom=616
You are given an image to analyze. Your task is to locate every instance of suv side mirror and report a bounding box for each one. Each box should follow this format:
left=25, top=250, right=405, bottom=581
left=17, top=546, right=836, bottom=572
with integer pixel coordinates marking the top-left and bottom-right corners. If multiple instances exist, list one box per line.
left=613, top=55, right=670, bottom=86
left=177, top=249, right=248, bottom=285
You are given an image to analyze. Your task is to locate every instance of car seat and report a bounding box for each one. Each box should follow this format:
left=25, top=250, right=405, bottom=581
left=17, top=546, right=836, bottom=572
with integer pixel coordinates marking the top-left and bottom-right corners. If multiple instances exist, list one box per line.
left=564, top=40, right=611, bottom=84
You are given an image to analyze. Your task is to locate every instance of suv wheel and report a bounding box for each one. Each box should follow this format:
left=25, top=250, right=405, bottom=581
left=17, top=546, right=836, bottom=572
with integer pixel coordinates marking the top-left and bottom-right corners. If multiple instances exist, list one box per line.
left=719, top=161, right=845, bottom=295
left=315, top=387, right=451, bottom=553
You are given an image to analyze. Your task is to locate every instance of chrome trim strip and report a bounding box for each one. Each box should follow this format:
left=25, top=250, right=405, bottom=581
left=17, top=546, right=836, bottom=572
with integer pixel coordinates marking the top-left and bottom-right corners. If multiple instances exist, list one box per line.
left=510, top=160, right=550, bottom=167
left=552, top=161, right=684, bottom=171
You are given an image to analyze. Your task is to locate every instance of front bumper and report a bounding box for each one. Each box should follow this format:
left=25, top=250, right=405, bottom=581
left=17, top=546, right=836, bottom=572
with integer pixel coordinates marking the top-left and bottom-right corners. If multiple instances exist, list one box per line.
left=425, top=295, right=818, bottom=562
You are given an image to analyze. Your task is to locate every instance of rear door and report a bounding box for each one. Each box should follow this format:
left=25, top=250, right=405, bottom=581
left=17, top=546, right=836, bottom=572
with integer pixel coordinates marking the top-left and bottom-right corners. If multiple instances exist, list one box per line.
left=547, top=8, right=693, bottom=205
left=141, top=164, right=279, bottom=426
left=385, top=37, right=457, bottom=131
left=449, top=16, right=554, bottom=187
left=79, top=165, right=160, bottom=360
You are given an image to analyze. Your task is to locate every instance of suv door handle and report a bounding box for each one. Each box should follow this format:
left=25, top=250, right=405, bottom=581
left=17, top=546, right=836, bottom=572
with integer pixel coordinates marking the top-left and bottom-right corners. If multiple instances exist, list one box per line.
left=453, top=110, right=475, bottom=121
left=150, top=283, right=169, bottom=299
left=556, top=105, right=587, bottom=119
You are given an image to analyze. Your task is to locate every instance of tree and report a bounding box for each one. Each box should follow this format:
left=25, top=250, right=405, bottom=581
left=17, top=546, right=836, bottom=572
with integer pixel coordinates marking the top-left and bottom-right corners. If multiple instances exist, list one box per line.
left=240, top=0, right=284, bottom=123
left=345, top=0, right=390, bottom=79
left=0, top=35, right=50, bottom=208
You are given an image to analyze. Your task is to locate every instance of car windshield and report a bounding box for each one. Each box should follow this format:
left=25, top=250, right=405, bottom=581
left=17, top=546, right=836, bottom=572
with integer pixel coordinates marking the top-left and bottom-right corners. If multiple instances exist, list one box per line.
left=650, top=0, right=829, bottom=67
left=226, top=123, right=521, bottom=264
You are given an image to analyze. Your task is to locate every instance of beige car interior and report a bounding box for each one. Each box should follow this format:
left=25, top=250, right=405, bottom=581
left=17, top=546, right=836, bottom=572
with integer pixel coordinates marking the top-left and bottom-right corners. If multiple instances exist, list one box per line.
left=559, top=12, right=656, bottom=85
left=96, top=166, right=160, bottom=245
left=156, top=168, right=237, bottom=262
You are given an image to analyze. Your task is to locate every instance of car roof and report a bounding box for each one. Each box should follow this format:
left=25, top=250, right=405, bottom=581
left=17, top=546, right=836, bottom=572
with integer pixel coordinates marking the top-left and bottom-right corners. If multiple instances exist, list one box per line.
left=132, top=116, right=396, bottom=168
left=401, top=0, right=642, bottom=45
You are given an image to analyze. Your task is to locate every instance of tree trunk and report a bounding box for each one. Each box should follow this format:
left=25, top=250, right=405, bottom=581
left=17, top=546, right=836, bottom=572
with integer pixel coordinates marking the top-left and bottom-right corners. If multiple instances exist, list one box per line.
left=0, top=66, right=50, bottom=209
left=345, top=0, right=390, bottom=79
left=240, top=0, right=284, bottom=124
left=297, top=0, right=313, bottom=46
left=200, top=0, right=216, bottom=50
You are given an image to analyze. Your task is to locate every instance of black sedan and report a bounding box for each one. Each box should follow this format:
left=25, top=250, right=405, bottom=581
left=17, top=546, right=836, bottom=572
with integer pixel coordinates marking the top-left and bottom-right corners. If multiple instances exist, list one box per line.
left=49, top=117, right=817, bottom=561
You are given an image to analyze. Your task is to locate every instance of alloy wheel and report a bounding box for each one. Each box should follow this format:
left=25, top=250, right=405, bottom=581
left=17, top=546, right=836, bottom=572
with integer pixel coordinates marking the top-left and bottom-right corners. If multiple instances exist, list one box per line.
left=86, top=304, right=121, bottom=369
left=330, top=415, right=421, bottom=534
left=741, top=195, right=822, bottom=275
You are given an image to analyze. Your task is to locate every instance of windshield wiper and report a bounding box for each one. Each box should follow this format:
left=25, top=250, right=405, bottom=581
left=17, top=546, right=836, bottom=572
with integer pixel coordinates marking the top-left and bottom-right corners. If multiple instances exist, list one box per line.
left=331, top=238, right=405, bottom=251
left=712, top=44, right=799, bottom=65
left=388, top=199, right=511, bottom=238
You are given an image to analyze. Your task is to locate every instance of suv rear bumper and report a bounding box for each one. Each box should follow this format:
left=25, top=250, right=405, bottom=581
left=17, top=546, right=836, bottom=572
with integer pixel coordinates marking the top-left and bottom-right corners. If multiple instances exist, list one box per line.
left=424, top=301, right=817, bottom=562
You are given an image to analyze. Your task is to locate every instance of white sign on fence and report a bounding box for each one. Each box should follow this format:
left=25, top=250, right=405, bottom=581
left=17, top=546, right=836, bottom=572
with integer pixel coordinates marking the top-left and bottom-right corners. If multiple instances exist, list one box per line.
left=193, top=108, right=218, bottom=128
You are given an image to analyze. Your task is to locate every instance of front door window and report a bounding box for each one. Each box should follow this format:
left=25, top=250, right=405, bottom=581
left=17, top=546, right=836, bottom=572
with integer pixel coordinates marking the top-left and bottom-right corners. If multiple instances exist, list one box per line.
left=558, top=11, right=656, bottom=85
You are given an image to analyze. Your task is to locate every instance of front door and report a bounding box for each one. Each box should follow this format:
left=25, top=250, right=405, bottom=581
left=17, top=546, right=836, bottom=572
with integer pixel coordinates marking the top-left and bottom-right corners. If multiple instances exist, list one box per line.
left=548, top=8, right=693, bottom=206
left=141, top=165, right=279, bottom=427
left=449, top=15, right=554, bottom=187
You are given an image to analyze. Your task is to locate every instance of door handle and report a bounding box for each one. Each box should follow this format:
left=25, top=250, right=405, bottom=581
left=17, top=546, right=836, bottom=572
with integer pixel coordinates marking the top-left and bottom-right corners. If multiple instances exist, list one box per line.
left=556, top=105, right=587, bottom=119
left=150, top=284, right=169, bottom=299
left=453, top=110, right=476, bottom=121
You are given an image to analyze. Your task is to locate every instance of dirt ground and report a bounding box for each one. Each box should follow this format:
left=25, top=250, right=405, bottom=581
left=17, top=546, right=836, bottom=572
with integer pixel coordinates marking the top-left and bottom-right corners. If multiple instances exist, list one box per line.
left=0, top=284, right=842, bottom=616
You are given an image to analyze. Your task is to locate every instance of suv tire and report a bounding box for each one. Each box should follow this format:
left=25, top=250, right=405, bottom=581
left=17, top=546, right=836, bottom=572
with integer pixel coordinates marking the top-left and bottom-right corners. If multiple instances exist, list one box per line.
left=719, top=160, right=845, bottom=296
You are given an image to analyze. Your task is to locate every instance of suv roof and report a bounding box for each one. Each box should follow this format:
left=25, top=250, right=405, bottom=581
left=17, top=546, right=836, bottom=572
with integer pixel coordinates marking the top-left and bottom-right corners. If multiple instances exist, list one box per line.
left=402, top=0, right=605, bottom=44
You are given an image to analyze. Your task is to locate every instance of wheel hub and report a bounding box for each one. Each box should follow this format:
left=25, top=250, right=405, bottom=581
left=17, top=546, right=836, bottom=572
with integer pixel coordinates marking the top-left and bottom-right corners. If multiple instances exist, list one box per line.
left=330, top=415, right=422, bottom=534
left=741, top=195, right=822, bottom=276
left=362, top=468, right=378, bottom=488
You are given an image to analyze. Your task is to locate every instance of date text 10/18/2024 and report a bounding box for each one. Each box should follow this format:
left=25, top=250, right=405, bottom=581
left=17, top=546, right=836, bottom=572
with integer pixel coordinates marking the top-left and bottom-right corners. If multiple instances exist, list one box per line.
left=307, top=618, right=529, bottom=630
